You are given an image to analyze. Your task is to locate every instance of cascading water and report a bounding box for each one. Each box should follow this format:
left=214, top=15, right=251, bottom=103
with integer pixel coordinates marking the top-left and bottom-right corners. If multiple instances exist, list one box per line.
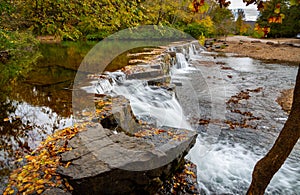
left=81, top=78, right=112, bottom=94
left=111, top=79, right=191, bottom=130
left=176, top=53, right=189, bottom=69
left=188, top=44, right=198, bottom=59
left=81, top=42, right=300, bottom=195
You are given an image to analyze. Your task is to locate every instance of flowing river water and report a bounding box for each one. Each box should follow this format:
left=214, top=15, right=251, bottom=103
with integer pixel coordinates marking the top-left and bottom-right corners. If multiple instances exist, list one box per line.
left=0, top=41, right=299, bottom=194
left=174, top=49, right=300, bottom=194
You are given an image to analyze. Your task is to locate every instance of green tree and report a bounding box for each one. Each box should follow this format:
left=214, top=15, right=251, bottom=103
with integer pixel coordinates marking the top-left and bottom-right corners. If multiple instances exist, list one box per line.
left=210, top=6, right=235, bottom=37
left=235, top=9, right=245, bottom=34
left=142, top=0, right=192, bottom=26
left=1, top=0, right=146, bottom=40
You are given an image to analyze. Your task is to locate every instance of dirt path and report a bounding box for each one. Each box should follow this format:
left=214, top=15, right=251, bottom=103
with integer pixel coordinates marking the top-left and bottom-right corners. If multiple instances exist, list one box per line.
left=214, top=36, right=300, bottom=65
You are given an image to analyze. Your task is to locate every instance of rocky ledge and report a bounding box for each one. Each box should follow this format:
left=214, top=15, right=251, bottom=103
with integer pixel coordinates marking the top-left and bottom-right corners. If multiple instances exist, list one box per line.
left=57, top=95, right=197, bottom=194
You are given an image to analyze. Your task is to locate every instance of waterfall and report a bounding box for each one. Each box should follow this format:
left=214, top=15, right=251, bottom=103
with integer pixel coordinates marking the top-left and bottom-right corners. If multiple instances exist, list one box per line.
left=81, top=78, right=113, bottom=94
left=80, top=42, right=200, bottom=129
left=96, top=79, right=113, bottom=94
left=188, top=44, right=199, bottom=59
left=106, top=71, right=126, bottom=85
left=176, top=53, right=189, bottom=69
left=112, top=79, right=192, bottom=130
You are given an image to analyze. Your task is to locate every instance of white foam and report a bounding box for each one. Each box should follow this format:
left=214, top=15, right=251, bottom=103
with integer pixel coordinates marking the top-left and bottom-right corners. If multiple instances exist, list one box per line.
left=188, top=136, right=300, bottom=194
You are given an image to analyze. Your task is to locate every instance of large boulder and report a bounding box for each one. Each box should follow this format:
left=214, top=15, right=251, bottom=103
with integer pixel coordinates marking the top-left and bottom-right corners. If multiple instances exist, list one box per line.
left=57, top=122, right=196, bottom=194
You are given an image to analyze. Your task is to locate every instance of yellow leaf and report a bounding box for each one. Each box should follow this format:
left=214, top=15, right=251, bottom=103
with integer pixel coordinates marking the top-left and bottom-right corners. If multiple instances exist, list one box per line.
left=65, top=161, right=71, bottom=168
left=17, top=175, right=23, bottom=181
left=3, top=118, right=9, bottom=122
left=35, top=184, right=44, bottom=190
left=24, top=183, right=32, bottom=189
left=184, top=169, right=196, bottom=178
left=274, top=8, right=280, bottom=14
left=4, top=187, right=14, bottom=195
left=36, top=179, right=45, bottom=185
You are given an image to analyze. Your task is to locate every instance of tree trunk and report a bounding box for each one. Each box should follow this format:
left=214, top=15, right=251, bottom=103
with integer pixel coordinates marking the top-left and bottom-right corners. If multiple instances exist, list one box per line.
left=247, top=64, right=300, bottom=195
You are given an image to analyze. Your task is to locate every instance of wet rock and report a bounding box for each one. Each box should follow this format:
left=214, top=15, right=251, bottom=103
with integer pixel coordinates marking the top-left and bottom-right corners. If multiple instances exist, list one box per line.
left=167, top=51, right=176, bottom=57
left=215, top=44, right=221, bottom=49
left=93, top=96, right=140, bottom=135
left=266, top=41, right=275, bottom=45
left=171, top=81, right=183, bottom=86
left=157, top=160, right=200, bottom=195
left=147, top=75, right=171, bottom=85
left=151, top=64, right=162, bottom=69
left=127, top=69, right=163, bottom=80
left=164, top=83, right=176, bottom=91
left=282, top=42, right=294, bottom=47
left=42, top=188, right=71, bottom=195
left=204, top=40, right=214, bottom=48
left=58, top=123, right=197, bottom=195
left=221, top=66, right=233, bottom=70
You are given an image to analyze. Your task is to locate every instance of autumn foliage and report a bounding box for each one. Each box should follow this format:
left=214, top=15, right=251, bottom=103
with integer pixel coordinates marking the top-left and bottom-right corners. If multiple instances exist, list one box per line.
left=3, top=126, right=86, bottom=194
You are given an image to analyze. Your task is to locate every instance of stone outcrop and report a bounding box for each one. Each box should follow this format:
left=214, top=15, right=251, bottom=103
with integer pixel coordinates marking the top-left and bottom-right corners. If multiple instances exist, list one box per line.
left=58, top=122, right=196, bottom=194
left=92, top=95, right=140, bottom=135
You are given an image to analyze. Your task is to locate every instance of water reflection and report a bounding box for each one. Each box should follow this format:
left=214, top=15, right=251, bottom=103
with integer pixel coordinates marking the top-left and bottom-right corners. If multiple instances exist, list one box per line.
left=0, top=41, right=95, bottom=185
left=224, top=57, right=257, bottom=72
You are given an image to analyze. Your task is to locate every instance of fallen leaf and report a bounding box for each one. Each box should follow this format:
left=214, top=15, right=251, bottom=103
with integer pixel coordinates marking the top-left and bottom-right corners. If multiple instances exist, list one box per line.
left=65, top=161, right=71, bottom=168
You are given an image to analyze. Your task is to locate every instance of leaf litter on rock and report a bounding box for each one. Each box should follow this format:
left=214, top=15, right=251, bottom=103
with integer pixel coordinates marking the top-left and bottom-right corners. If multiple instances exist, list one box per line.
left=3, top=125, right=87, bottom=195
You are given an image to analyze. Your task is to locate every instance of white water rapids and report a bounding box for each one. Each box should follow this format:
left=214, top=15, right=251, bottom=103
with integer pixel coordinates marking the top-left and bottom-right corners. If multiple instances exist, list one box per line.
left=82, top=42, right=300, bottom=195
left=112, top=79, right=192, bottom=130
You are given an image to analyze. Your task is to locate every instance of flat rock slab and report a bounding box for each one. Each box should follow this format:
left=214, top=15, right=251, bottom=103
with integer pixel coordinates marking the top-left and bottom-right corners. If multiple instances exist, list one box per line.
left=58, top=123, right=196, bottom=194
left=126, top=69, right=163, bottom=80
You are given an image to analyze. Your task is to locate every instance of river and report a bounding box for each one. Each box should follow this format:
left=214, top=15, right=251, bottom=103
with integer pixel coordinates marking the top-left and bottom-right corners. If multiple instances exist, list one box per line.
left=0, top=41, right=299, bottom=194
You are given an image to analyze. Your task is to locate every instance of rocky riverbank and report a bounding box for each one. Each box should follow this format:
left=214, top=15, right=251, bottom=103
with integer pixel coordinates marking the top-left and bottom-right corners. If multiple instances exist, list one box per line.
left=210, top=36, right=300, bottom=65
left=211, top=36, right=299, bottom=112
